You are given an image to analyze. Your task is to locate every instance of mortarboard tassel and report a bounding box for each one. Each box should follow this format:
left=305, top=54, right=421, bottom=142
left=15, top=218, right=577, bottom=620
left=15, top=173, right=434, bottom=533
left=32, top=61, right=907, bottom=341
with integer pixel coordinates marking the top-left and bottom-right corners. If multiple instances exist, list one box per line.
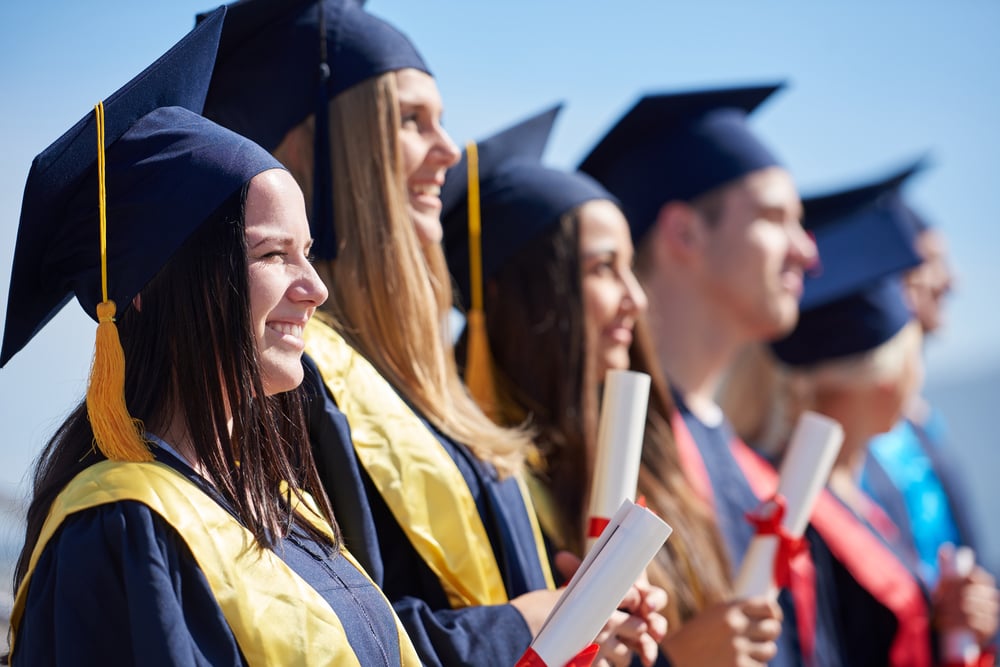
left=84, top=101, right=152, bottom=463
left=463, top=141, right=500, bottom=420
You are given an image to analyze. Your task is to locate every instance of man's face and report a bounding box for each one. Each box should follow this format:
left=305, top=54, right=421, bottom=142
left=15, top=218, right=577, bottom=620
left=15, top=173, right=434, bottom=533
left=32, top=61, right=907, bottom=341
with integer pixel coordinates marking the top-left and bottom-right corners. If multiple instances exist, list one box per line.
left=699, top=167, right=817, bottom=342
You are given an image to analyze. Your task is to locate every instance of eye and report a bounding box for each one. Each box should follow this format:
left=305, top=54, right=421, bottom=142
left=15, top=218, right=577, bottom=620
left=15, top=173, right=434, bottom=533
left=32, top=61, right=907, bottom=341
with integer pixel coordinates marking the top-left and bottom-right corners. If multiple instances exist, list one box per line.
left=401, top=111, right=419, bottom=128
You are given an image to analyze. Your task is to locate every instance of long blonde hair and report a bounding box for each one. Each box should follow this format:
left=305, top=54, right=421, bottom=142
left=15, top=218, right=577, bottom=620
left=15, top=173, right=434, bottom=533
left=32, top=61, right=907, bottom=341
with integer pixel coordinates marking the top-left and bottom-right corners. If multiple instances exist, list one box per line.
left=301, top=73, right=530, bottom=475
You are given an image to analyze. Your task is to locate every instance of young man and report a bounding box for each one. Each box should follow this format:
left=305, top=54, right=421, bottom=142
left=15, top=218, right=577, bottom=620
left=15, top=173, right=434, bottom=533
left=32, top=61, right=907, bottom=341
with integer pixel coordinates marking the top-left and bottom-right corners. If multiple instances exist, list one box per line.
left=581, top=85, right=935, bottom=667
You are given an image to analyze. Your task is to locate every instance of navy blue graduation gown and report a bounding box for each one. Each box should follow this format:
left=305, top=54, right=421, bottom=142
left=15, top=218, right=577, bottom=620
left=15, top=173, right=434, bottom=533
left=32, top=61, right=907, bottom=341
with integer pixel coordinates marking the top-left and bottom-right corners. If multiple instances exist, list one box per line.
left=303, top=355, right=549, bottom=667
left=14, top=449, right=405, bottom=667
left=676, top=396, right=849, bottom=667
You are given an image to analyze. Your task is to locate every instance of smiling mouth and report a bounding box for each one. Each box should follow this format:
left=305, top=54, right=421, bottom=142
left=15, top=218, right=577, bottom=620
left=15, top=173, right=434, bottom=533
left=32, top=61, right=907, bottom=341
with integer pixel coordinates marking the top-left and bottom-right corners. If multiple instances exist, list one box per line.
left=410, top=184, right=441, bottom=197
left=268, top=322, right=305, bottom=340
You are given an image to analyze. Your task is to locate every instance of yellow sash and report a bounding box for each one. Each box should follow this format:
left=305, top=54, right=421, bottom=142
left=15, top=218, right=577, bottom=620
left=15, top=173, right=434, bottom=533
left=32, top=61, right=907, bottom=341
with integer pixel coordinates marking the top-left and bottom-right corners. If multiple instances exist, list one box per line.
left=305, top=317, right=554, bottom=608
left=10, top=460, right=420, bottom=667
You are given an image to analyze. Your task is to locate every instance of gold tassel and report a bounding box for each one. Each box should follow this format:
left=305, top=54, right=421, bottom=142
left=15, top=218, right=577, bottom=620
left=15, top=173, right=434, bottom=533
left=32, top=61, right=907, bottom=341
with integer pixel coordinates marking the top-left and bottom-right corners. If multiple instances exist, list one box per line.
left=464, top=141, right=499, bottom=421
left=84, top=101, right=152, bottom=462
left=86, top=300, right=151, bottom=461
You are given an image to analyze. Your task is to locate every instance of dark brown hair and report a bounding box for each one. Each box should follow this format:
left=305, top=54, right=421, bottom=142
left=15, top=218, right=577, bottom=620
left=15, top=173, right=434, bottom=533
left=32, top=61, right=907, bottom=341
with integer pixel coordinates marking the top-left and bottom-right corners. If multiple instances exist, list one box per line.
left=14, top=186, right=338, bottom=593
left=478, top=206, right=733, bottom=625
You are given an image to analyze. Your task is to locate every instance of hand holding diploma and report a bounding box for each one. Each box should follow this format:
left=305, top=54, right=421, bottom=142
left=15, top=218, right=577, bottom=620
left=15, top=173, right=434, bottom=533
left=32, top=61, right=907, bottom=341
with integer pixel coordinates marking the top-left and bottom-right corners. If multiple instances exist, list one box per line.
left=517, top=500, right=673, bottom=667
left=935, top=545, right=999, bottom=667
left=586, top=370, right=651, bottom=551
left=734, top=411, right=843, bottom=600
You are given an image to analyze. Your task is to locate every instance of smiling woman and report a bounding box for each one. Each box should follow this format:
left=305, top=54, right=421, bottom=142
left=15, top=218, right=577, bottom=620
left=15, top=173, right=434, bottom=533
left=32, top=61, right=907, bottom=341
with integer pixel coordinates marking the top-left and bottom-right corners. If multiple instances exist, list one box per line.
left=1, top=10, right=421, bottom=665
left=245, top=170, right=328, bottom=397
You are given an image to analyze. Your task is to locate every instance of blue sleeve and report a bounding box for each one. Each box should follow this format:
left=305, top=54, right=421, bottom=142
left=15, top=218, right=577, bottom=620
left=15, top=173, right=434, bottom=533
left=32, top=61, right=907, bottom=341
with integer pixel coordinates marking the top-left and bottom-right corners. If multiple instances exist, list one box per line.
left=393, top=596, right=532, bottom=667
left=303, top=354, right=384, bottom=584
left=14, top=501, right=244, bottom=667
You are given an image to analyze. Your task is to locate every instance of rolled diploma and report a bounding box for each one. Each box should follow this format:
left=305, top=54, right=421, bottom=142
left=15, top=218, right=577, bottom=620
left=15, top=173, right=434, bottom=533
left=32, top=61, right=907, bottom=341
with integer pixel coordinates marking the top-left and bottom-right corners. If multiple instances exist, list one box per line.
left=586, top=370, right=651, bottom=551
left=941, top=545, right=980, bottom=663
left=529, top=500, right=672, bottom=667
left=734, top=411, right=843, bottom=599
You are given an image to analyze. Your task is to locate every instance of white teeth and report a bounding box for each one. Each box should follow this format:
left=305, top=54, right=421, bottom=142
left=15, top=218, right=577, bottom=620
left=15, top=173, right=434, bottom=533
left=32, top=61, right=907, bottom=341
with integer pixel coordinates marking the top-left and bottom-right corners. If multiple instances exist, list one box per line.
left=270, top=323, right=303, bottom=338
left=410, top=184, right=440, bottom=196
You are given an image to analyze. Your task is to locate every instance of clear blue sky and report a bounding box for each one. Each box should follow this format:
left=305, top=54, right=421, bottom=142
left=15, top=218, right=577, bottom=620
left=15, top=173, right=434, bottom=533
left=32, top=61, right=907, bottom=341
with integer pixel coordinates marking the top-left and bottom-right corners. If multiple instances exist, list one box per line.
left=1, top=0, right=998, bottom=505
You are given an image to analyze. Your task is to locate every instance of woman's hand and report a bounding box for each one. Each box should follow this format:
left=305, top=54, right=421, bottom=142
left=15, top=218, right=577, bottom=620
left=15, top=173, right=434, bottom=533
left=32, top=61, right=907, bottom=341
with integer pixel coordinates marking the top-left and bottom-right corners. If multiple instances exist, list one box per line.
left=933, top=557, right=999, bottom=646
left=555, top=553, right=669, bottom=667
left=661, top=597, right=783, bottom=667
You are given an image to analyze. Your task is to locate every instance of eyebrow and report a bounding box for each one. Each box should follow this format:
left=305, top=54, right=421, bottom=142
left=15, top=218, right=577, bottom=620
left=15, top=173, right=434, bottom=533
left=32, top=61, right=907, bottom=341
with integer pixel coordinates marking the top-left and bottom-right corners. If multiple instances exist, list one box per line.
left=249, top=235, right=295, bottom=250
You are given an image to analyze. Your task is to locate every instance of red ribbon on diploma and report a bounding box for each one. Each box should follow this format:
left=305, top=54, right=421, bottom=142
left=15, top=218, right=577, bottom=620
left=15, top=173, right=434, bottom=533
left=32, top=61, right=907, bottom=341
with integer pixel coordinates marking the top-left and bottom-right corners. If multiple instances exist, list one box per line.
left=941, top=648, right=996, bottom=667
left=587, top=517, right=610, bottom=539
left=516, top=644, right=600, bottom=667
left=743, top=494, right=805, bottom=589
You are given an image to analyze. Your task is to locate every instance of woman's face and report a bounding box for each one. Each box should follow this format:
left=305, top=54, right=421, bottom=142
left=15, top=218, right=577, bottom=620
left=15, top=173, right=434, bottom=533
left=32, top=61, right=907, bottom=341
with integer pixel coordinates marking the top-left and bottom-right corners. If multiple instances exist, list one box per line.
left=394, top=68, right=460, bottom=245
left=245, top=169, right=328, bottom=396
left=579, top=200, right=649, bottom=381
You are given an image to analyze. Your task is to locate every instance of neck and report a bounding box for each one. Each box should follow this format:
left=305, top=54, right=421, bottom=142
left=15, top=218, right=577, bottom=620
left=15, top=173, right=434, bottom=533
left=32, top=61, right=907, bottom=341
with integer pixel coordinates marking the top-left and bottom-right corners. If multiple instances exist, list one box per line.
left=642, top=267, right=746, bottom=419
left=153, top=411, right=229, bottom=483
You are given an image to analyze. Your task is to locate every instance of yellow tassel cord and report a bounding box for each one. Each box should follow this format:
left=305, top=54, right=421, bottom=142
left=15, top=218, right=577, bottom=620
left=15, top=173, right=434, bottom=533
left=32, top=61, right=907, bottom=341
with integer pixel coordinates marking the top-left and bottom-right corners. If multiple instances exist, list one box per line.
left=84, top=102, right=152, bottom=462
left=463, top=141, right=500, bottom=421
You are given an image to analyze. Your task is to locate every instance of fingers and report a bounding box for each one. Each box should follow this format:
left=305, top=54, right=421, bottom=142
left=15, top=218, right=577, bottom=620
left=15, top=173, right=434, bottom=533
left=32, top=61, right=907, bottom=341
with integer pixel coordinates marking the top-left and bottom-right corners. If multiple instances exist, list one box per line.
left=553, top=550, right=582, bottom=582
left=740, top=596, right=783, bottom=622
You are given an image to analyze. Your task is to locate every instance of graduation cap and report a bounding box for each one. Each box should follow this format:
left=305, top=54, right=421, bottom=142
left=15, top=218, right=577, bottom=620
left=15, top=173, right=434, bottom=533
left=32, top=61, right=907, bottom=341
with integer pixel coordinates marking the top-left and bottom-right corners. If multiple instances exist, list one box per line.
left=579, top=83, right=784, bottom=245
left=1, top=6, right=284, bottom=461
left=201, top=0, right=429, bottom=259
left=769, top=160, right=926, bottom=367
left=440, top=105, right=615, bottom=415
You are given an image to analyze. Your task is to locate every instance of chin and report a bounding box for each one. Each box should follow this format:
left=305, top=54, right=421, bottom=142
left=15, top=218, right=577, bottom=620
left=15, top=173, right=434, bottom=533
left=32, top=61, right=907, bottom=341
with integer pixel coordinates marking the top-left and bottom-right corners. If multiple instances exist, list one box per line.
left=261, top=367, right=305, bottom=397
left=409, top=209, right=443, bottom=245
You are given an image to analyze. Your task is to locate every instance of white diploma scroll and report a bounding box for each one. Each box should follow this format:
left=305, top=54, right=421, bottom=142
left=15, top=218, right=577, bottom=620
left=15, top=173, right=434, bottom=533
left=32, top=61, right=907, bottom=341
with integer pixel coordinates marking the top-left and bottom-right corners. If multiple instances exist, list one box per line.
left=733, top=411, right=843, bottom=600
left=586, top=370, right=651, bottom=551
left=527, top=500, right=672, bottom=667
left=941, top=545, right=981, bottom=664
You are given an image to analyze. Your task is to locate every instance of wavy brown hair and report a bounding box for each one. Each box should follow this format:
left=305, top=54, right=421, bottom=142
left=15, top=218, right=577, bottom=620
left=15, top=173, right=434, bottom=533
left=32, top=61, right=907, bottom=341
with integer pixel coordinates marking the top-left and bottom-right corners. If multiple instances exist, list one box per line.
left=477, top=207, right=733, bottom=626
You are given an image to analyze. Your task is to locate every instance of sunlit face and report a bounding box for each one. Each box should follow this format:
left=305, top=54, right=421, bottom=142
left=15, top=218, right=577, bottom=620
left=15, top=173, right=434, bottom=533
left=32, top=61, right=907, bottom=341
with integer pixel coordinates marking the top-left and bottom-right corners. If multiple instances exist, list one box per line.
left=245, top=169, right=329, bottom=396
left=700, top=167, right=816, bottom=341
left=904, top=229, right=953, bottom=335
left=394, top=68, right=460, bottom=245
left=579, top=199, right=649, bottom=381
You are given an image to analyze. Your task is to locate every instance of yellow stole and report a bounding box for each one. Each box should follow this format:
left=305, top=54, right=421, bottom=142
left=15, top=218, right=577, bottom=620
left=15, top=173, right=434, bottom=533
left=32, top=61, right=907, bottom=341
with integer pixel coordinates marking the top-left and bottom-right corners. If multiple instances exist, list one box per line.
left=9, top=461, right=420, bottom=667
left=305, top=317, right=554, bottom=608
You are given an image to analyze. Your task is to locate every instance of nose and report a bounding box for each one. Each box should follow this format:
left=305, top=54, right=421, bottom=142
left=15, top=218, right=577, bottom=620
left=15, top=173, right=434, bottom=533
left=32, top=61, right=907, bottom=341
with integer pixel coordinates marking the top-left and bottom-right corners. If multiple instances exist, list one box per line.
left=622, top=268, right=648, bottom=316
left=788, top=221, right=818, bottom=270
left=297, top=260, right=329, bottom=308
left=434, top=124, right=461, bottom=168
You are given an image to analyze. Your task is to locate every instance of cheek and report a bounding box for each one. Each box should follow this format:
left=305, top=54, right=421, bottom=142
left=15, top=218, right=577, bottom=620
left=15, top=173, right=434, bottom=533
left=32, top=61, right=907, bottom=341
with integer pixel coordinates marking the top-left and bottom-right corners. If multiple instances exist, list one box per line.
left=397, top=134, right=423, bottom=181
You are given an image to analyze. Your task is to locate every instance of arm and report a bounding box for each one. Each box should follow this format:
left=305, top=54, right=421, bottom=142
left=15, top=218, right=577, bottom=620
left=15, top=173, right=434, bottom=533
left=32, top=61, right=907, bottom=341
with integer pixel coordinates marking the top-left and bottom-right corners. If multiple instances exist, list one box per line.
left=14, top=501, right=244, bottom=667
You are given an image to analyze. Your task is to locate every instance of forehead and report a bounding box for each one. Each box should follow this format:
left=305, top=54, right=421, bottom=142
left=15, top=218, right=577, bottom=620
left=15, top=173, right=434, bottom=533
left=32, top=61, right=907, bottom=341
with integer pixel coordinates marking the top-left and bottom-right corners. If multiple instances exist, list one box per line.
left=729, top=166, right=802, bottom=216
left=578, top=199, right=632, bottom=249
left=394, top=68, right=441, bottom=106
left=244, top=169, right=309, bottom=239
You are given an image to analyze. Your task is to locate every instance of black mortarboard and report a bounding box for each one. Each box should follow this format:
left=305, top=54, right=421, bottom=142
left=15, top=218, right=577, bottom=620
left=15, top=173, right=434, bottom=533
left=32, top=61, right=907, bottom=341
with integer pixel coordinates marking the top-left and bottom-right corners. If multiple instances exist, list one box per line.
left=201, top=0, right=429, bottom=259
left=579, top=83, right=784, bottom=245
left=441, top=105, right=616, bottom=311
left=1, top=7, right=283, bottom=368
left=440, top=105, right=617, bottom=417
left=770, top=161, right=926, bottom=366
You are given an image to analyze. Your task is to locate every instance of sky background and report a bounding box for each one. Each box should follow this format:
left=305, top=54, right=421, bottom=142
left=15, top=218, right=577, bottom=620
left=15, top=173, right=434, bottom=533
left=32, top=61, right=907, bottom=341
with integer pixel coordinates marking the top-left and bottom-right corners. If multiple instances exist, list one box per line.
left=0, top=1, right=998, bottom=577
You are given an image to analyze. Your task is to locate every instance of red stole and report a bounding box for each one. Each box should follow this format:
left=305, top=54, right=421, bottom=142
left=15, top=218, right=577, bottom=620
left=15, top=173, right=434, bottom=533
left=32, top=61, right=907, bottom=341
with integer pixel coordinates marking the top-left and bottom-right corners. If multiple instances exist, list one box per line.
left=672, top=412, right=933, bottom=667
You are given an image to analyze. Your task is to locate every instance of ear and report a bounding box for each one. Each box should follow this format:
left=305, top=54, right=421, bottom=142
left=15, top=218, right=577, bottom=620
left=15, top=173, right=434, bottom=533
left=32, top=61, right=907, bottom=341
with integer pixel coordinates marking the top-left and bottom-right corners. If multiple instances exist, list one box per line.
left=652, top=201, right=707, bottom=263
left=131, top=293, right=142, bottom=312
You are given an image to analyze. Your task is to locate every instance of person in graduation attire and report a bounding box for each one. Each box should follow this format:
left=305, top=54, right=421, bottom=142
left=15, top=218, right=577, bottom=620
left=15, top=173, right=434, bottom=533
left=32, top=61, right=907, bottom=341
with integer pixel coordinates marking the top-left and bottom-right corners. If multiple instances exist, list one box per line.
left=441, top=104, right=786, bottom=667
left=1, top=9, right=420, bottom=666
left=760, top=162, right=999, bottom=665
left=200, top=2, right=666, bottom=665
left=859, top=192, right=985, bottom=590
left=579, top=83, right=950, bottom=667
